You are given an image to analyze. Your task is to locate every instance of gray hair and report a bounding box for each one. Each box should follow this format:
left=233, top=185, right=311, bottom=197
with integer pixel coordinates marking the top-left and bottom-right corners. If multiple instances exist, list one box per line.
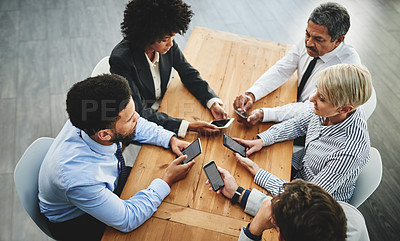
left=309, top=2, right=350, bottom=42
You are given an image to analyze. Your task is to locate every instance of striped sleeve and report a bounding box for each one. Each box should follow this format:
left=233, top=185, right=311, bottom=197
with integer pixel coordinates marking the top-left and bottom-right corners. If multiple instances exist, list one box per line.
left=254, top=169, right=288, bottom=195
left=257, top=109, right=313, bottom=146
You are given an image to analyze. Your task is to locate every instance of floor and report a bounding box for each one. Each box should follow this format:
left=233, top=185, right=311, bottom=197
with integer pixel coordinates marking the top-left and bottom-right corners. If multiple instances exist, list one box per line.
left=1, top=0, right=399, bottom=240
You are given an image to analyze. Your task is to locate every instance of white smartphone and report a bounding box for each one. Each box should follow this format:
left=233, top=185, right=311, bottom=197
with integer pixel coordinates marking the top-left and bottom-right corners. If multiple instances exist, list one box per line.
left=209, top=118, right=235, bottom=129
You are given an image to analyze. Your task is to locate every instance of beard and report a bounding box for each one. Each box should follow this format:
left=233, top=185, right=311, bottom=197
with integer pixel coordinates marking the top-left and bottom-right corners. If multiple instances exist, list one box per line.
left=110, top=129, right=136, bottom=144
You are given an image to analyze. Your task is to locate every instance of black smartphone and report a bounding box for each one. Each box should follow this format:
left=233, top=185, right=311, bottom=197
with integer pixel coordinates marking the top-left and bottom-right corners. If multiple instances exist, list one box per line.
left=235, top=109, right=248, bottom=119
left=203, top=161, right=225, bottom=191
left=181, top=138, right=202, bottom=164
left=223, top=134, right=247, bottom=157
left=209, top=118, right=234, bottom=129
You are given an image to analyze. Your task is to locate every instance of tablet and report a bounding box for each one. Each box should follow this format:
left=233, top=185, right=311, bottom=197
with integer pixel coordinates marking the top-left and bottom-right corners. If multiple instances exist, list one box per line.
left=181, top=138, right=202, bottom=164
left=223, top=134, right=247, bottom=157
left=210, top=118, right=235, bottom=129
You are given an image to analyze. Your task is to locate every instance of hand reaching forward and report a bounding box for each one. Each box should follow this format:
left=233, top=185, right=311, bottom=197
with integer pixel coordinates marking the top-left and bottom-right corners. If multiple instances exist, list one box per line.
left=162, top=155, right=195, bottom=187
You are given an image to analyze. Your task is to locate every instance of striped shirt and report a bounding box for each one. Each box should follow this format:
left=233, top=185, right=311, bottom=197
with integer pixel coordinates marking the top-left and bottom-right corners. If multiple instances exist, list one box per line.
left=256, top=108, right=370, bottom=202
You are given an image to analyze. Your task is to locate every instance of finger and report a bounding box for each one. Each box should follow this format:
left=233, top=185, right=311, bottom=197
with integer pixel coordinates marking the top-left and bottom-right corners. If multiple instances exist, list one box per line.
left=232, top=137, right=247, bottom=146
left=205, top=179, right=209, bottom=185
left=172, top=155, right=187, bottom=164
left=174, top=147, right=183, bottom=156
left=243, top=101, right=253, bottom=112
left=183, top=159, right=196, bottom=169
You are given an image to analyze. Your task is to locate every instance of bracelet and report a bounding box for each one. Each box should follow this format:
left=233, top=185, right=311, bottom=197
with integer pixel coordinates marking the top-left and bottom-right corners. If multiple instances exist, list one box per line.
left=231, top=186, right=245, bottom=205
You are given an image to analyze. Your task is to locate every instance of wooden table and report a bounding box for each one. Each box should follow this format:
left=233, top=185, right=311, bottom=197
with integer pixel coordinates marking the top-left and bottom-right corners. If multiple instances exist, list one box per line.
left=101, top=27, right=297, bottom=241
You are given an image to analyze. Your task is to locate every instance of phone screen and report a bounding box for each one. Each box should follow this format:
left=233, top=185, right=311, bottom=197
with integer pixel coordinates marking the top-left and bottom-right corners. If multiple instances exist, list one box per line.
left=223, top=134, right=247, bottom=157
left=203, top=161, right=225, bottom=191
left=210, top=119, right=230, bottom=127
left=181, top=138, right=202, bottom=164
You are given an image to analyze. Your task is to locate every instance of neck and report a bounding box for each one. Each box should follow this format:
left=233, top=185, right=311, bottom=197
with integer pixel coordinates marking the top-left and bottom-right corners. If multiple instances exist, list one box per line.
left=324, top=112, right=352, bottom=126
left=144, top=48, right=156, bottom=62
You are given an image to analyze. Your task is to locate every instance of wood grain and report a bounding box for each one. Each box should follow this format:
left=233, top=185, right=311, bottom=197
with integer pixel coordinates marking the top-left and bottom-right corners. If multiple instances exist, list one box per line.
left=106, top=27, right=296, bottom=241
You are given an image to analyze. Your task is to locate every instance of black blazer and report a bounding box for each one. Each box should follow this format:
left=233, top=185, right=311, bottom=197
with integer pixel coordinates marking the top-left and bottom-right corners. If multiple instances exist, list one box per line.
left=109, top=39, right=219, bottom=134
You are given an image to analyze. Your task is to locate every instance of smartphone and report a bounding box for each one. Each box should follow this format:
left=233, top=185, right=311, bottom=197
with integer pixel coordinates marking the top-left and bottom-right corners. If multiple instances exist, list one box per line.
left=203, top=161, right=225, bottom=191
left=210, top=118, right=235, bottom=129
left=181, top=138, right=202, bottom=164
left=235, top=109, right=248, bottom=119
left=223, top=134, right=247, bottom=157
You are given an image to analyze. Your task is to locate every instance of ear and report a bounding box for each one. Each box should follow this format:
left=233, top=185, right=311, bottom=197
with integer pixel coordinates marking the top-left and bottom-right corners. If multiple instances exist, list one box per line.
left=337, top=104, right=354, bottom=114
left=334, top=35, right=345, bottom=46
left=97, top=129, right=113, bottom=141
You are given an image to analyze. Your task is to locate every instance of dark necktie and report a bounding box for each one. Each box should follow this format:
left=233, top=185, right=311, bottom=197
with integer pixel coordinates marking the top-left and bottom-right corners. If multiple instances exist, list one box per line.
left=297, top=57, right=319, bottom=101
left=115, top=142, right=128, bottom=181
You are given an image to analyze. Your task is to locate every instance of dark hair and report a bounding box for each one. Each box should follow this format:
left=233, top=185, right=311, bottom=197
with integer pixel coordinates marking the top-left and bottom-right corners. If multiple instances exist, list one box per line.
left=309, top=2, right=350, bottom=41
left=272, top=179, right=347, bottom=241
left=121, top=0, right=193, bottom=49
left=66, top=74, right=132, bottom=136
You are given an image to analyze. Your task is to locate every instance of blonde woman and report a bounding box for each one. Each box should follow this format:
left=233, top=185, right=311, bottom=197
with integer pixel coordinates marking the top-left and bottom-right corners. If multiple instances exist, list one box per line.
left=232, top=64, right=372, bottom=202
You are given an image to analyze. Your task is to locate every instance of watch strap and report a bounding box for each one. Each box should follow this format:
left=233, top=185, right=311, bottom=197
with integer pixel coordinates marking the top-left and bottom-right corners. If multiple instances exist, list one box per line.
left=231, top=186, right=245, bottom=204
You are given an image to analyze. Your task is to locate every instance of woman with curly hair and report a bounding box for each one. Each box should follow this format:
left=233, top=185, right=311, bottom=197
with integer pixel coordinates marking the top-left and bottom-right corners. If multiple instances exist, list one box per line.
left=110, top=0, right=228, bottom=138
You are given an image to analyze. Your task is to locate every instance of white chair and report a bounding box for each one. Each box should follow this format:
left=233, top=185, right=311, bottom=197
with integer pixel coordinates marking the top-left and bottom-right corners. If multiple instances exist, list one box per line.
left=14, top=137, right=55, bottom=239
left=350, top=147, right=382, bottom=208
left=361, top=86, right=377, bottom=120
left=91, top=56, right=110, bottom=77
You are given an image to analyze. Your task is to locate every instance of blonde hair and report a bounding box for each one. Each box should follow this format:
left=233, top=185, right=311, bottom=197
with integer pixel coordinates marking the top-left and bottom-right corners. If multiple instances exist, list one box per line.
left=317, top=64, right=373, bottom=108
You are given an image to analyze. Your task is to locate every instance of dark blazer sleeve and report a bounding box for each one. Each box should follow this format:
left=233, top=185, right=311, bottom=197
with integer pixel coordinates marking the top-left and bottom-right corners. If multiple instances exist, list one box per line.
left=109, top=40, right=182, bottom=135
left=170, top=41, right=219, bottom=107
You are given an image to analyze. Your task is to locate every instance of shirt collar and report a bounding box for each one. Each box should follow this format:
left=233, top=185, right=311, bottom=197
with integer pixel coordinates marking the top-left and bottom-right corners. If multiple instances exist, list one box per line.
left=145, top=51, right=160, bottom=66
left=319, top=108, right=361, bottom=135
left=80, top=130, right=117, bottom=155
left=318, top=41, right=344, bottom=63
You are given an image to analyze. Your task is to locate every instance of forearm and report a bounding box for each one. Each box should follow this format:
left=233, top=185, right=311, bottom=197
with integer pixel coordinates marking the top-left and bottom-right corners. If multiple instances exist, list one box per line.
left=133, top=117, right=175, bottom=148
left=261, top=101, right=314, bottom=123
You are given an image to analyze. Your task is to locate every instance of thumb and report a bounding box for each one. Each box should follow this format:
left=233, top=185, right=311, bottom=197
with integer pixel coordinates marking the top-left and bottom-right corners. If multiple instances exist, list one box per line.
left=173, top=155, right=188, bottom=164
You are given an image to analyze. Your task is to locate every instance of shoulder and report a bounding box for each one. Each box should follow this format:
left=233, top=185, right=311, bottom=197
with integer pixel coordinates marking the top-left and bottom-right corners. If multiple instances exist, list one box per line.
left=110, top=39, right=136, bottom=63
left=339, top=201, right=369, bottom=241
left=337, top=42, right=361, bottom=64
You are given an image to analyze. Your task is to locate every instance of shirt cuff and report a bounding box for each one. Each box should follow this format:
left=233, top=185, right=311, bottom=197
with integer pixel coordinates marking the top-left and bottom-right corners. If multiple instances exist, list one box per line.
left=148, top=178, right=171, bottom=200
left=243, top=223, right=262, bottom=241
left=177, top=120, right=190, bottom=138
left=245, top=89, right=262, bottom=102
left=256, top=131, right=274, bottom=146
left=254, top=169, right=272, bottom=189
left=206, top=98, right=223, bottom=109
left=261, top=107, right=280, bottom=122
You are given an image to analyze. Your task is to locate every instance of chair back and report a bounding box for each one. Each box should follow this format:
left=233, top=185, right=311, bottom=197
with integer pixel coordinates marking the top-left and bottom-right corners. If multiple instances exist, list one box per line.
left=14, top=137, right=55, bottom=238
left=361, top=86, right=377, bottom=120
left=91, top=56, right=110, bottom=77
left=350, top=147, right=382, bottom=208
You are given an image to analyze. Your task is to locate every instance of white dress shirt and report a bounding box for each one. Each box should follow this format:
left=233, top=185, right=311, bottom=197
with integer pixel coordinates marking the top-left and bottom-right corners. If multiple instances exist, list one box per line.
left=246, top=37, right=361, bottom=122
left=145, top=51, right=223, bottom=138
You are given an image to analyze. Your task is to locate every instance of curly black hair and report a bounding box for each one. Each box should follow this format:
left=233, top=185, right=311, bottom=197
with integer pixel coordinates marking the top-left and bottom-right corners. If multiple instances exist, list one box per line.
left=66, top=74, right=132, bottom=136
left=121, top=0, right=193, bottom=49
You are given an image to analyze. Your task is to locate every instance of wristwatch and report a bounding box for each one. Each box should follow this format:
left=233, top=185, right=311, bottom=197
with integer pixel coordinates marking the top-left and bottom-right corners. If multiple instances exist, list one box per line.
left=231, top=186, right=245, bottom=204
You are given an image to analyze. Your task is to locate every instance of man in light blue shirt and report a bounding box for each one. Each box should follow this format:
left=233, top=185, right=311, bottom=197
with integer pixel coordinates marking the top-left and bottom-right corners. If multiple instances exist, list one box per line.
left=38, top=74, right=195, bottom=240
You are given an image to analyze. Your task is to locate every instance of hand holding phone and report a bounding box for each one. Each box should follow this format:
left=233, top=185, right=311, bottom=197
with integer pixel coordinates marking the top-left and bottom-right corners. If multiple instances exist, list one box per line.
left=181, top=138, right=202, bottom=164
left=235, top=109, right=248, bottom=119
left=209, top=118, right=235, bottom=129
left=203, top=161, right=225, bottom=191
left=223, top=134, right=247, bottom=157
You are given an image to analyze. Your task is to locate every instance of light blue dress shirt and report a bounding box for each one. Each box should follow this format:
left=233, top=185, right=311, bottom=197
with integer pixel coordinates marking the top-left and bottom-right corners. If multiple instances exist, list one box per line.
left=38, top=117, right=175, bottom=232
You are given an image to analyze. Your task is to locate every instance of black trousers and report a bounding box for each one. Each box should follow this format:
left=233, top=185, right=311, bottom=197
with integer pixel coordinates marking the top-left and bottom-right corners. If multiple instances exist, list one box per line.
left=46, top=167, right=132, bottom=241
